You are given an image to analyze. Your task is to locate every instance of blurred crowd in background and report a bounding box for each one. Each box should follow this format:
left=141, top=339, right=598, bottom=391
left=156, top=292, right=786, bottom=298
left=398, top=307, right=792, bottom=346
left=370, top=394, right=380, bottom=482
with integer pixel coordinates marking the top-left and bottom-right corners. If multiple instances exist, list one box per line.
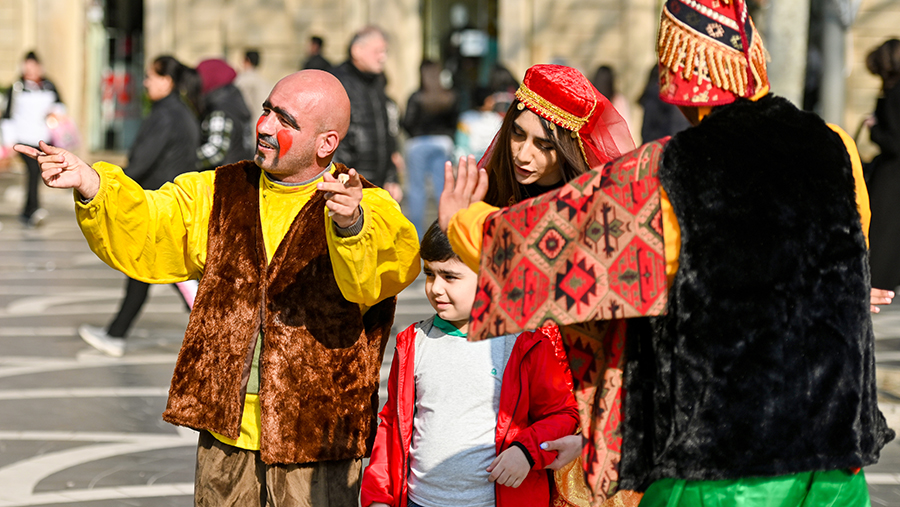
left=0, top=21, right=897, bottom=248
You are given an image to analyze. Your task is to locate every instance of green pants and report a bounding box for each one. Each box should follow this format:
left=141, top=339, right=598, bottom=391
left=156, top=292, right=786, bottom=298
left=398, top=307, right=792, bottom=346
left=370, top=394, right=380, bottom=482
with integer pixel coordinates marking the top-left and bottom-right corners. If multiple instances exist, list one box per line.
left=639, top=469, right=869, bottom=507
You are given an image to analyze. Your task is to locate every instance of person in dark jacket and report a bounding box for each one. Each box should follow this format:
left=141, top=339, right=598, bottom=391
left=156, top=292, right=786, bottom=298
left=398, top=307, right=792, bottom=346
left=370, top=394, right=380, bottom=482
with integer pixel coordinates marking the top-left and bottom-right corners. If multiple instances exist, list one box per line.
left=402, top=60, right=458, bottom=237
left=77, top=55, right=201, bottom=357
left=303, top=36, right=333, bottom=72
left=637, top=65, right=690, bottom=144
left=3, top=51, right=63, bottom=227
left=865, top=39, right=900, bottom=290
left=331, top=26, right=402, bottom=201
left=195, top=58, right=253, bottom=169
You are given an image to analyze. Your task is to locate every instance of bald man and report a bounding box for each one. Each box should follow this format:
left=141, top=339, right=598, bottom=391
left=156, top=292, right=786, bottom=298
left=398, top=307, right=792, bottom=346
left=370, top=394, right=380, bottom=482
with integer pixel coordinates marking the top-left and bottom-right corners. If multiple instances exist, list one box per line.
left=16, top=70, right=420, bottom=505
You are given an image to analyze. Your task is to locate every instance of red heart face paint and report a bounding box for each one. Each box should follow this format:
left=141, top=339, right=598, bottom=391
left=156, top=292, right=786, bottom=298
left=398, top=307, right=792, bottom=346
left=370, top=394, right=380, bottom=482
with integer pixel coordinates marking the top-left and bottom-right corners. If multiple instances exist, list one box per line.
left=276, top=130, right=293, bottom=158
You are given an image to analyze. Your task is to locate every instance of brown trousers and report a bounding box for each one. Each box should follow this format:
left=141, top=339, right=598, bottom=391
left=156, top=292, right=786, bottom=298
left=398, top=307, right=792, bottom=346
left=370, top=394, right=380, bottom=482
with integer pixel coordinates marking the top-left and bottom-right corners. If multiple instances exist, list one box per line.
left=194, top=431, right=362, bottom=506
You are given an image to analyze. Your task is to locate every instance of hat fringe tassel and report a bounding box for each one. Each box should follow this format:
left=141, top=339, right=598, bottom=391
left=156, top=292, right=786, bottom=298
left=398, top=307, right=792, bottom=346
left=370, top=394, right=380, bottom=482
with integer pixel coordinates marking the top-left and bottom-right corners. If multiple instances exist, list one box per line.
left=658, top=11, right=768, bottom=99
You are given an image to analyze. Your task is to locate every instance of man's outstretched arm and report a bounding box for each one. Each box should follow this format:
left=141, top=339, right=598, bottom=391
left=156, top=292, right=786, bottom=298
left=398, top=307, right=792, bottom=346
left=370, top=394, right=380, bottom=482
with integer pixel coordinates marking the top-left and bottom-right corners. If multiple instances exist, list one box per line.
left=15, top=141, right=209, bottom=283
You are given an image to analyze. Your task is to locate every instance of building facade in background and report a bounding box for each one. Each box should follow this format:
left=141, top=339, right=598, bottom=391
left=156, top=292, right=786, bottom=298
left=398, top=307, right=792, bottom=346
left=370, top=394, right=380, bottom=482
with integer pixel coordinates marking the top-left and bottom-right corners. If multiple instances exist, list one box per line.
left=0, top=0, right=896, bottom=159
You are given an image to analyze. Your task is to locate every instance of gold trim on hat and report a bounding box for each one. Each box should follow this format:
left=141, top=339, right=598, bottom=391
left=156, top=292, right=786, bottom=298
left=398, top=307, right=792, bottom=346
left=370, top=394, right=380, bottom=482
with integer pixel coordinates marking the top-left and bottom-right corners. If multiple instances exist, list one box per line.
left=657, top=5, right=768, bottom=99
left=515, top=84, right=595, bottom=133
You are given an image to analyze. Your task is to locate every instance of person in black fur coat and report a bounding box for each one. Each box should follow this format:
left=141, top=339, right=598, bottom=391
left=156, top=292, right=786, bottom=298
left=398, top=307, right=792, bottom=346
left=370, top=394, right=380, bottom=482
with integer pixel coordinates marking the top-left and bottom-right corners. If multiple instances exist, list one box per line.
left=438, top=0, right=896, bottom=505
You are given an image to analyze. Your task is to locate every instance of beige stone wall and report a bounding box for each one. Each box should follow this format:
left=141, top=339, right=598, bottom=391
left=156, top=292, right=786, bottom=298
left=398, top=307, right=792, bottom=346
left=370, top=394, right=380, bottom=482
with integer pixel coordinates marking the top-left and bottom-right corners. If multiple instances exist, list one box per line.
left=0, top=0, right=87, bottom=153
left=849, top=0, right=900, bottom=161
left=0, top=1, right=30, bottom=88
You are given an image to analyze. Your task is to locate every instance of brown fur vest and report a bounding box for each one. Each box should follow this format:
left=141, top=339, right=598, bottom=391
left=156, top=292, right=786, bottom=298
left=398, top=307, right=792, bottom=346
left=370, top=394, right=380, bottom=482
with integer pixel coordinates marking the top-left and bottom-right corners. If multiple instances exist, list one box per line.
left=162, top=161, right=396, bottom=464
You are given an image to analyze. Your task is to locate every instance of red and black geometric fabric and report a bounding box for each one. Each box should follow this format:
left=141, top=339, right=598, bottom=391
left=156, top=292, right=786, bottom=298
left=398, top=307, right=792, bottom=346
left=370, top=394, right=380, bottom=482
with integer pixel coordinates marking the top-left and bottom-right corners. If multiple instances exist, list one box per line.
left=469, top=140, right=669, bottom=342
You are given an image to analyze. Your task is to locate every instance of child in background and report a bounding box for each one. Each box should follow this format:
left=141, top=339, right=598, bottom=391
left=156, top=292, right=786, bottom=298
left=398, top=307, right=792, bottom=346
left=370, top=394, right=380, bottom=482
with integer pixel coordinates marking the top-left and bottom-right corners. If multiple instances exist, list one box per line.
left=361, top=221, right=579, bottom=507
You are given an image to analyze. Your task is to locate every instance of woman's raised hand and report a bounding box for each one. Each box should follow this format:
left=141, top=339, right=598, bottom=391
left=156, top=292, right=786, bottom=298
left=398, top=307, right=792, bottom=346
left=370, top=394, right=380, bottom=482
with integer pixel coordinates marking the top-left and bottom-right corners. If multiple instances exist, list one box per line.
left=438, top=154, right=488, bottom=232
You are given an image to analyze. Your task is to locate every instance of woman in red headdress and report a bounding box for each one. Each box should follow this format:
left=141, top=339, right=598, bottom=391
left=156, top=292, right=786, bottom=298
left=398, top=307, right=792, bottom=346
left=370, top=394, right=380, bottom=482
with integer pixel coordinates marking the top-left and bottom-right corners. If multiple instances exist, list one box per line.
left=476, top=64, right=633, bottom=209
left=441, top=64, right=640, bottom=507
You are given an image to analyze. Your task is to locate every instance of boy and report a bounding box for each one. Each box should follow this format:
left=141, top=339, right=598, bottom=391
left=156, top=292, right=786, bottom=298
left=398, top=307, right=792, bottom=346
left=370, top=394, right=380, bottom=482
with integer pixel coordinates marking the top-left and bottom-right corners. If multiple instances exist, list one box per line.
left=361, top=221, right=579, bottom=507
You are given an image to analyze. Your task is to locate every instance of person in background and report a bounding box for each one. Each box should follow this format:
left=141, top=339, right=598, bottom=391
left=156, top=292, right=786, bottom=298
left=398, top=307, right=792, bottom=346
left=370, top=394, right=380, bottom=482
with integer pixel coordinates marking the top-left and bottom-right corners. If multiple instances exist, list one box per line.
left=234, top=49, right=272, bottom=116
left=361, top=221, right=579, bottom=507
left=488, top=64, right=519, bottom=114
left=195, top=58, right=253, bottom=169
left=402, top=60, right=458, bottom=237
left=865, top=39, right=900, bottom=291
left=591, top=65, right=635, bottom=143
left=331, top=26, right=403, bottom=202
left=77, top=55, right=201, bottom=357
left=303, top=35, right=333, bottom=72
left=637, top=65, right=690, bottom=144
left=454, top=86, right=503, bottom=162
left=3, top=51, right=63, bottom=227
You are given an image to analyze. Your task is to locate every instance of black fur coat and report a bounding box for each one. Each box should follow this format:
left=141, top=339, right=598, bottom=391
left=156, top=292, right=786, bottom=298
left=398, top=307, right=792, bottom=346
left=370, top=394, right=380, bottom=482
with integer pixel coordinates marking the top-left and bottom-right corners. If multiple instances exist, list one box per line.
left=619, top=95, right=894, bottom=490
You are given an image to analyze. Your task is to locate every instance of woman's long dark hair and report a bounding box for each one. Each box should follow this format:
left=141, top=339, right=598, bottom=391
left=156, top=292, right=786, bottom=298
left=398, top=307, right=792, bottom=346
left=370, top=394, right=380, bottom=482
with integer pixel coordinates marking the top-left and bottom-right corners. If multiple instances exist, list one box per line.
left=482, top=98, right=590, bottom=207
left=152, top=55, right=202, bottom=116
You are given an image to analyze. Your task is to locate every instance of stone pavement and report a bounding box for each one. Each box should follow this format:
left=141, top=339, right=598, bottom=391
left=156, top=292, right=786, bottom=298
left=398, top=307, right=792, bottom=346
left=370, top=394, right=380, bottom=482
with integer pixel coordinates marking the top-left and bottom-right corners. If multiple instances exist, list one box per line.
left=2, top=164, right=900, bottom=506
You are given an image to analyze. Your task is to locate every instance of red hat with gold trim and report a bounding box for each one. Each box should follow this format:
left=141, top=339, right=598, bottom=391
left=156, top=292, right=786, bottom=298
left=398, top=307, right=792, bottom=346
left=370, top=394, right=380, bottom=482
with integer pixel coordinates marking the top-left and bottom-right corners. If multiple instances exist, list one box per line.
left=657, top=0, right=769, bottom=106
left=509, top=64, right=634, bottom=168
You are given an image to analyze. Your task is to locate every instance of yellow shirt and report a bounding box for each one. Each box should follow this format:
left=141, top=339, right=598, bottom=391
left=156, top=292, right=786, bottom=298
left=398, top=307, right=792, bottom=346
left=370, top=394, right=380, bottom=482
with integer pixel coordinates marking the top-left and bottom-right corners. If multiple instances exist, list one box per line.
left=77, top=162, right=421, bottom=449
left=449, top=124, right=871, bottom=288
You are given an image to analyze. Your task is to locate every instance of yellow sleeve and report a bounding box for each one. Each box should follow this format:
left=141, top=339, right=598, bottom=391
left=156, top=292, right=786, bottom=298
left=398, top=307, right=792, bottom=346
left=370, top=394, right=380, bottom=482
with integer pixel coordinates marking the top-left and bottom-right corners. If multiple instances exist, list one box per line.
left=660, top=188, right=681, bottom=287
left=325, top=188, right=421, bottom=306
left=75, top=162, right=213, bottom=282
left=828, top=123, right=871, bottom=245
left=447, top=201, right=499, bottom=272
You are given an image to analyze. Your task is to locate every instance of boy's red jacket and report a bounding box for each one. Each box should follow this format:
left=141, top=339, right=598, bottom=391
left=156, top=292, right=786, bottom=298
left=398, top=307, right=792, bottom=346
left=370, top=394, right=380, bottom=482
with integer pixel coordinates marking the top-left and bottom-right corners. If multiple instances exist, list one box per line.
left=361, top=321, right=580, bottom=507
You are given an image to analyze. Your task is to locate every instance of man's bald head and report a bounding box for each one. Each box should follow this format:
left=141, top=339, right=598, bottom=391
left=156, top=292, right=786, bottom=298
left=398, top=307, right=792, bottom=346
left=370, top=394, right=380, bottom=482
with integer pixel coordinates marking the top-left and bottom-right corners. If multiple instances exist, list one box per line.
left=254, top=70, right=351, bottom=182
left=274, top=70, right=350, bottom=139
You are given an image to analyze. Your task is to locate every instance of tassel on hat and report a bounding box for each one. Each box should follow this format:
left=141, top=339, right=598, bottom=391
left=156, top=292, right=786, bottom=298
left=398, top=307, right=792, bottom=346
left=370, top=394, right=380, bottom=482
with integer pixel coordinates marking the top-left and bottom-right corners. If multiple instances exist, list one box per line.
left=657, top=0, right=769, bottom=106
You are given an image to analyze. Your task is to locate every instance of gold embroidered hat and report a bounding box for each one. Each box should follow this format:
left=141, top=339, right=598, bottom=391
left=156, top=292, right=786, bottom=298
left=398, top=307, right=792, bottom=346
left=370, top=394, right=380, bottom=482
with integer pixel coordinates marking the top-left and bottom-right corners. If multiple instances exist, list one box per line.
left=657, top=0, right=769, bottom=106
left=511, top=64, right=634, bottom=168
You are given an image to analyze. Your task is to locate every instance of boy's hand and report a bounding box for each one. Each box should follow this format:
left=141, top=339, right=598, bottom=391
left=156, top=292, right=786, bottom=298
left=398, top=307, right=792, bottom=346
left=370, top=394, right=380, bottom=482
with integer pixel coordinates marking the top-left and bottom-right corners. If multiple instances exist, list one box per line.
left=487, top=445, right=530, bottom=488
left=319, top=169, right=363, bottom=229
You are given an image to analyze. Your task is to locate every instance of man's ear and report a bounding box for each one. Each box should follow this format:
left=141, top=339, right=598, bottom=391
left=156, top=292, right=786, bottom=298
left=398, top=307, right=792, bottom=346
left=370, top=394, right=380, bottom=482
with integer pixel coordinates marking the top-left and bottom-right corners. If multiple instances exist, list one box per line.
left=317, top=130, right=341, bottom=159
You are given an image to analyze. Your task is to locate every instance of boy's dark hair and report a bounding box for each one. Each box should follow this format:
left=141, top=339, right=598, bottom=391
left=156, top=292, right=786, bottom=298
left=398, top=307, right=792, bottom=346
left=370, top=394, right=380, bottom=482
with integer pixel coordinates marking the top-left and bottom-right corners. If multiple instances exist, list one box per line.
left=420, top=221, right=459, bottom=263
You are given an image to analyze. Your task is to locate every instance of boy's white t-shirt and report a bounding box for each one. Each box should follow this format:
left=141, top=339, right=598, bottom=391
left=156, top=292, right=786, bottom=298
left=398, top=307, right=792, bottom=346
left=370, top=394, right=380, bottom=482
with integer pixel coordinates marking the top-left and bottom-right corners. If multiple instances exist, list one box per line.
left=407, top=316, right=517, bottom=507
